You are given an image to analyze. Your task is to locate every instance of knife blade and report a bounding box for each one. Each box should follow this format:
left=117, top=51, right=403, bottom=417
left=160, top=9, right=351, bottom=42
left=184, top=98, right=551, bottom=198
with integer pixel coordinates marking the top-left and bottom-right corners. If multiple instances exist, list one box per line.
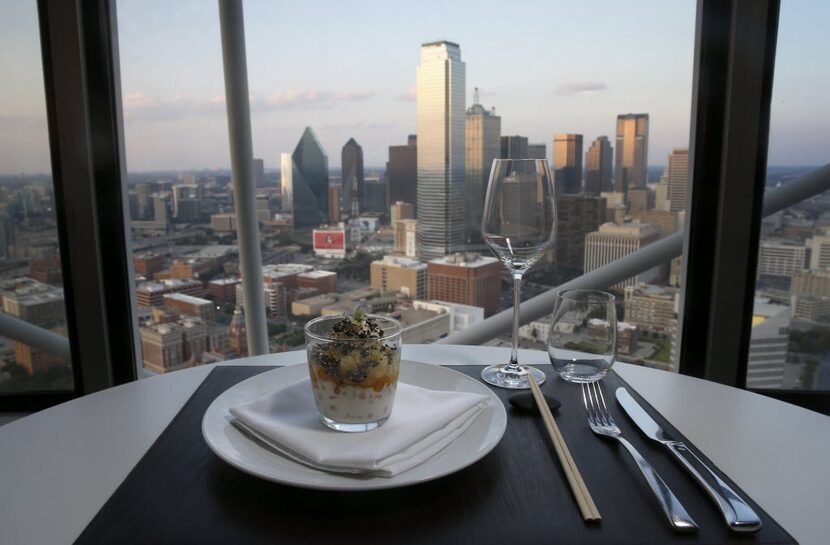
left=615, top=387, right=762, bottom=533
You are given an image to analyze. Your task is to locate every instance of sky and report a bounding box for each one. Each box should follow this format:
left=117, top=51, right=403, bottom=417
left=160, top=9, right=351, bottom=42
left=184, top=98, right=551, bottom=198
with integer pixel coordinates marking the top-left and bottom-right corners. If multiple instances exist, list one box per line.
left=0, top=0, right=828, bottom=174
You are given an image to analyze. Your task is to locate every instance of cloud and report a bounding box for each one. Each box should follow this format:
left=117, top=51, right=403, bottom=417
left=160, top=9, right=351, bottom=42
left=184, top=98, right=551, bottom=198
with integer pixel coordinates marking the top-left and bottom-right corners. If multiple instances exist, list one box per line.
left=122, top=92, right=224, bottom=121
left=397, top=87, right=416, bottom=102
left=123, top=89, right=376, bottom=120
left=554, top=81, right=607, bottom=96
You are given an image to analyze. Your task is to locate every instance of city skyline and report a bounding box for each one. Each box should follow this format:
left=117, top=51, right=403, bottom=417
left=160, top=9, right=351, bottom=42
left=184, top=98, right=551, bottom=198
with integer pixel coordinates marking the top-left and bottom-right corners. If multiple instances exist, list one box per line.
left=2, top=0, right=828, bottom=175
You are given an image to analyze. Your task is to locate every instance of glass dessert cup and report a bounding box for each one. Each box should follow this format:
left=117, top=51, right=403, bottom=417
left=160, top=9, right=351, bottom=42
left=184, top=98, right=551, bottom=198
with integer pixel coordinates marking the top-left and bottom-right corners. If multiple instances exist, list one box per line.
left=304, top=313, right=402, bottom=432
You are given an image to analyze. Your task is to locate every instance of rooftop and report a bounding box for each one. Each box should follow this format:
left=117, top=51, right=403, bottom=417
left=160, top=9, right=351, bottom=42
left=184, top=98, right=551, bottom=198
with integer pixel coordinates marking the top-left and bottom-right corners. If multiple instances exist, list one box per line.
left=298, top=270, right=337, bottom=279
left=377, top=255, right=426, bottom=269
left=163, top=293, right=212, bottom=305
left=209, top=277, right=241, bottom=286
left=429, top=253, right=499, bottom=268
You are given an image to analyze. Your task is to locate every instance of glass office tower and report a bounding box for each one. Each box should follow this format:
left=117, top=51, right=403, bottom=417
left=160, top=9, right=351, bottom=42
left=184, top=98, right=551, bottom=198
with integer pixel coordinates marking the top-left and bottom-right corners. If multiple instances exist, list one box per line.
left=614, top=113, right=649, bottom=196
left=416, top=41, right=466, bottom=260
left=281, top=127, right=329, bottom=228
left=553, top=133, right=584, bottom=195
left=465, top=93, right=501, bottom=246
left=341, top=137, right=364, bottom=218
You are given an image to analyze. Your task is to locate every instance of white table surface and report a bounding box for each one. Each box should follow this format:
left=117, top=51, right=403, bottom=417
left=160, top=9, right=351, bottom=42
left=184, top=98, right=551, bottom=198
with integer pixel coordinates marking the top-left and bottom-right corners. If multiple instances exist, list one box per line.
left=1, top=345, right=828, bottom=545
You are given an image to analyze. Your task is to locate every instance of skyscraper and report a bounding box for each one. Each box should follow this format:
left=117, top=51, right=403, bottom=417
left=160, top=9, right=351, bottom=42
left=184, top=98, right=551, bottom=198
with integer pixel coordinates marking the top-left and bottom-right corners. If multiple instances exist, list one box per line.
left=280, top=127, right=329, bottom=228
left=555, top=194, right=607, bottom=276
left=253, top=158, right=265, bottom=187
left=584, top=136, right=613, bottom=195
left=527, top=143, right=547, bottom=160
left=584, top=222, right=661, bottom=289
left=614, top=114, right=649, bottom=195
left=416, top=41, right=466, bottom=260
left=665, top=148, right=689, bottom=213
left=387, top=136, right=417, bottom=214
left=465, top=89, right=501, bottom=245
left=500, top=135, right=528, bottom=159
left=553, top=133, right=583, bottom=195
left=341, top=138, right=364, bottom=217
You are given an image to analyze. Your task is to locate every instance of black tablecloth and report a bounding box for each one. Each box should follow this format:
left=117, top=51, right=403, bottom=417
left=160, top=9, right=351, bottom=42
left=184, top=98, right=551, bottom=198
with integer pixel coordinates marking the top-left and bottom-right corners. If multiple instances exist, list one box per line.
left=74, top=365, right=796, bottom=545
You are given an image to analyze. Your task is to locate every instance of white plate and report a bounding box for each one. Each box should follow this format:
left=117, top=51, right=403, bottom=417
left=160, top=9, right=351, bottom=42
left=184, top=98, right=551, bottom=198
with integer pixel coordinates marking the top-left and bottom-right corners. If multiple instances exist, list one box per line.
left=202, top=361, right=507, bottom=491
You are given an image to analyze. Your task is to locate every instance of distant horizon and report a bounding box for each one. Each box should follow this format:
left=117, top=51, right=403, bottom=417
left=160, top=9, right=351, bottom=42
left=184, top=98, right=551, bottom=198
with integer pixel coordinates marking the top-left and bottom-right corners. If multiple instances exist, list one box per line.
left=1, top=164, right=820, bottom=181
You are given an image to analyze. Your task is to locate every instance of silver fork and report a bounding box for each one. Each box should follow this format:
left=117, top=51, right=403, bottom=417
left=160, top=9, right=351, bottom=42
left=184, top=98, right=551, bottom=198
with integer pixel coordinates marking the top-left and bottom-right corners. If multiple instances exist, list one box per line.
left=582, top=381, right=699, bottom=532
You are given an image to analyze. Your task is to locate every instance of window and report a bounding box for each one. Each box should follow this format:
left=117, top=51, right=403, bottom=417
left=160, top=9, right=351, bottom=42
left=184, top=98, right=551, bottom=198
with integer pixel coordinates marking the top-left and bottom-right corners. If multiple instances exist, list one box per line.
left=750, top=0, right=830, bottom=392
left=0, top=0, right=75, bottom=398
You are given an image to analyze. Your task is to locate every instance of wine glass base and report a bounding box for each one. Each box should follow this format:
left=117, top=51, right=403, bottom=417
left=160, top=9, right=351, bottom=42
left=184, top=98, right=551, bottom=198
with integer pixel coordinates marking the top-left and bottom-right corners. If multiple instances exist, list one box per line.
left=481, top=364, right=546, bottom=389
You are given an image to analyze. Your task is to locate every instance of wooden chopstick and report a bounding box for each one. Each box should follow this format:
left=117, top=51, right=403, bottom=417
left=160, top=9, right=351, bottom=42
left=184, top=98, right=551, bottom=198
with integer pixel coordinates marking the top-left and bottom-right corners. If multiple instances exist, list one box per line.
left=528, top=374, right=601, bottom=523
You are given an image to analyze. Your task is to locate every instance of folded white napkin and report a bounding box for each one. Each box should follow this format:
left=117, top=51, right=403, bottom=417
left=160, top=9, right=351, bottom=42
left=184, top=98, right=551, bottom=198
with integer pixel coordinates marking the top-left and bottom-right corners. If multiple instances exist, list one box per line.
left=229, top=377, right=490, bottom=477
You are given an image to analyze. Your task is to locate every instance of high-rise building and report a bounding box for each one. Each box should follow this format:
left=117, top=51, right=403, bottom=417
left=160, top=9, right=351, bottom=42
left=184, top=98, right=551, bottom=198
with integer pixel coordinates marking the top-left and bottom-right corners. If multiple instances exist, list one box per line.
left=584, top=222, right=661, bottom=289
left=394, top=219, right=418, bottom=257
left=792, top=268, right=830, bottom=297
left=553, top=133, right=583, bottom=195
left=747, top=301, right=789, bottom=389
left=280, top=127, right=329, bottom=228
left=757, top=240, right=808, bottom=290
left=341, top=138, right=364, bottom=217
left=527, top=143, right=546, bottom=160
left=363, top=178, right=389, bottom=214
left=500, top=135, right=528, bottom=159
left=171, top=184, right=203, bottom=222
left=416, top=41, right=466, bottom=260
left=628, top=209, right=680, bottom=238
left=328, top=184, right=341, bottom=223
left=555, top=194, right=607, bottom=275
left=614, top=114, right=649, bottom=195
left=427, top=253, right=501, bottom=315
left=465, top=90, right=501, bottom=245
left=387, top=136, right=417, bottom=214
left=584, top=136, right=613, bottom=195
left=153, top=194, right=170, bottom=226
left=807, top=231, right=830, bottom=269
left=0, top=211, right=16, bottom=258
left=390, top=201, right=414, bottom=223
left=623, top=283, right=679, bottom=334
left=253, top=158, right=265, bottom=187
left=665, top=148, right=689, bottom=213
left=370, top=255, right=428, bottom=299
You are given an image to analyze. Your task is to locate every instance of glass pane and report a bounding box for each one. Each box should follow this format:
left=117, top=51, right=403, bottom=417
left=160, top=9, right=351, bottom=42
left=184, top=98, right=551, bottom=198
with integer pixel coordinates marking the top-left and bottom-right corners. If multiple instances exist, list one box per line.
left=116, top=0, right=694, bottom=359
left=750, top=1, right=830, bottom=390
left=0, top=0, right=74, bottom=394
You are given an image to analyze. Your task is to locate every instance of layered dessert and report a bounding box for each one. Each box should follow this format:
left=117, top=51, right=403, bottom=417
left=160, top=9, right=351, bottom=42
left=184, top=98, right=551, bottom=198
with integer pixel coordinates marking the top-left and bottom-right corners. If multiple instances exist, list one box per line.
left=306, top=310, right=401, bottom=429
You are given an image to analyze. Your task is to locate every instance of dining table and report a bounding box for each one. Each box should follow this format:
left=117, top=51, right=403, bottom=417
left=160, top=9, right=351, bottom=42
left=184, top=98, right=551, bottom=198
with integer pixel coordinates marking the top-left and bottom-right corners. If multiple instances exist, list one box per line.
left=1, top=344, right=828, bottom=545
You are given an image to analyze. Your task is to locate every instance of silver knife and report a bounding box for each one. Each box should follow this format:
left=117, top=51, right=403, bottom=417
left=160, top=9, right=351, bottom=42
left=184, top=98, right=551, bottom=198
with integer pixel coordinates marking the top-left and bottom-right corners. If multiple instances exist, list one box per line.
left=615, top=387, right=762, bottom=533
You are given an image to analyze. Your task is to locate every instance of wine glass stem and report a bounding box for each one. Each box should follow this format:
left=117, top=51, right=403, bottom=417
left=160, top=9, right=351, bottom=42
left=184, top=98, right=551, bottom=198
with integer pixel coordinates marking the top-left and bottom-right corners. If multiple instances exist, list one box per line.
left=508, top=273, right=522, bottom=370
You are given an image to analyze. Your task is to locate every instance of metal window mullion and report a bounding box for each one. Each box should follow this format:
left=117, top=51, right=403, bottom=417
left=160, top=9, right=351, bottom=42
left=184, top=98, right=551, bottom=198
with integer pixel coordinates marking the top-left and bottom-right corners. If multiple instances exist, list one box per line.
left=38, top=0, right=109, bottom=393
left=678, top=0, right=780, bottom=386
left=217, top=0, right=268, bottom=355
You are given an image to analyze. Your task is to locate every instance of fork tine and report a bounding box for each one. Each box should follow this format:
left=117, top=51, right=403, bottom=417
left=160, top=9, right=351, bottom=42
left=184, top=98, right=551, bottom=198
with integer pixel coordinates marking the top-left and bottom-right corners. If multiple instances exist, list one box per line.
left=589, top=382, right=607, bottom=427
left=581, top=383, right=594, bottom=424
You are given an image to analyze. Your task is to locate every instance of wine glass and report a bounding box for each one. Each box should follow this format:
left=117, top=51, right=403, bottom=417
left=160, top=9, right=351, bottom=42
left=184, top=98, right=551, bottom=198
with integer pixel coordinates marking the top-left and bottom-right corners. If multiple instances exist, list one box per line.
left=548, top=290, right=617, bottom=382
left=481, top=159, right=557, bottom=388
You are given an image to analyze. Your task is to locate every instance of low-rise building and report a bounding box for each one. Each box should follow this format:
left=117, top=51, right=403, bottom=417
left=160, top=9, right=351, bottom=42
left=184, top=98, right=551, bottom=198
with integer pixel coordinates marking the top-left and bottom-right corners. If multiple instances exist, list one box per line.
left=427, top=253, right=501, bottom=315
left=163, top=292, right=216, bottom=322
left=401, top=307, right=451, bottom=344
left=136, top=279, right=203, bottom=308
left=297, top=270, right=337, bottom=294
left=208, top=277, right=241, bottom=304
left=371, top=255, right=427, bottom=299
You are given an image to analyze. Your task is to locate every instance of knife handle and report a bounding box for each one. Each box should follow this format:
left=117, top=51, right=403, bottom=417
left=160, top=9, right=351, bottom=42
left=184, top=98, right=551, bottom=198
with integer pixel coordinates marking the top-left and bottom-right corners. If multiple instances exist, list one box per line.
left=616, top=437, right=698, bottom=532
left=666, top=441, right=762, bottom=532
